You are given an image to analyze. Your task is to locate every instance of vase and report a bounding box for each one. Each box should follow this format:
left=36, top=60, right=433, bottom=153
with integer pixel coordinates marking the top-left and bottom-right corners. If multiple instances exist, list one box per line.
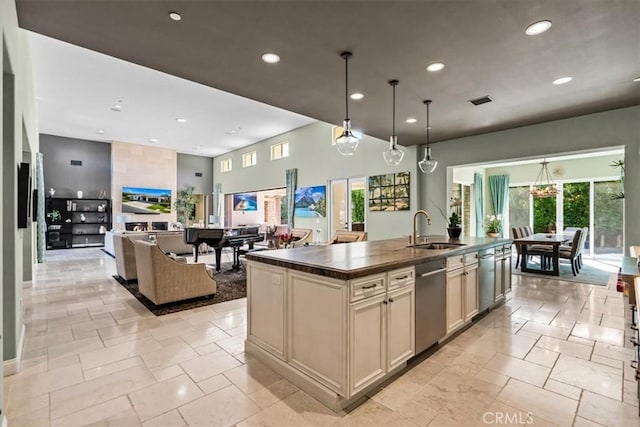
left=486, top=232, right=499, bottom=238
left=447, top=227, right=462, bottom=239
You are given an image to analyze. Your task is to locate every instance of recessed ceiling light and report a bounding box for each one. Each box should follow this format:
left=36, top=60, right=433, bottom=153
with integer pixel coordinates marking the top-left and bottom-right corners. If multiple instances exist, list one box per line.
left=406, top=118, right=417, bottom=124
left=426, top=62, right=445, bottom=72
left=634, top=77, right=640, bottom=82
left=96, top=129, right=105, bottom=135
left=149, top=138, right=158, bottom=143
left=110, top=104, right=122, bottom=112
left=350, top=93, right=364, bottom=100
left=193, top=146, right=202, bottom=151
left=225, top=129, right=237, bottom=135
left=525, top=20, right=552, bottom=36
left=261, top=53, right=280, bottom=64
left=169, top=12, right=182, bottom=21
left=553, top=76, right=573, bottom=85
left=176, top=118, right=187, bottom=123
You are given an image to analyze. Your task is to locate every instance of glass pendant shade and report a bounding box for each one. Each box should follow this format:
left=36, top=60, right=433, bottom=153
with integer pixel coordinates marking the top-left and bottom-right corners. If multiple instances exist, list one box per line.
left=418, top=147, right=438, bottom=173
left=336, top=119, right=359, bottom=155
left=336, top=51, right=360, bottom=156
left=530, top=160, right=558, bottom=197
left=383, top=79, right=404, bottom=166
left=383, top=135, right=404, bottom=166
left=419, top=99, right=437, bottom=173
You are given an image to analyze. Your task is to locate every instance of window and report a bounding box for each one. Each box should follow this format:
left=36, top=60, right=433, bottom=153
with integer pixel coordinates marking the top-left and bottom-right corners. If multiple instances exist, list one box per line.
left=242, top=151, right=257, bottom=168
left=220, top=158, right=232, bottom=173
left=270, top=141, right=289, bottom=160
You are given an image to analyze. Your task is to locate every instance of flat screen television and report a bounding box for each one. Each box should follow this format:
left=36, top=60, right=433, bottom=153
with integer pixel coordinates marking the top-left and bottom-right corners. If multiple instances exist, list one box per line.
left=17, top=162, right=31, bottom=229
left=122, top=186, right=172, bottom=215
left=233, top=192, right=258, bottom=211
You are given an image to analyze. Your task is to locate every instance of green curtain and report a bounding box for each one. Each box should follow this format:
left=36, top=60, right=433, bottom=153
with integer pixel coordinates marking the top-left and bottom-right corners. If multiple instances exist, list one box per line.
left=489, top=174, right=510, bottom=236
left=36, top=152, right=46, bottom=262
left=286, top=168, right=297, bottom=229
left=473, top=173, right=484, bottom=237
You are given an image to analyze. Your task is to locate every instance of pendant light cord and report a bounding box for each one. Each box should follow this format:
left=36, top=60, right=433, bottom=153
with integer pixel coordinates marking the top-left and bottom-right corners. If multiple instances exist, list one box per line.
left=344, top=54, right=349, bottom=120
left=392, top=84, right=396, bottom=137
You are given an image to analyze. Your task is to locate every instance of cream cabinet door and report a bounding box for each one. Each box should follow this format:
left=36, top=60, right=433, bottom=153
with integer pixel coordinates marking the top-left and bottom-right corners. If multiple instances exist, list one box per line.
left=386, top=285, right=415, bottom=371
left=446, top=268, right=465, bottom=334
left=349, top=293, right=386, bottom=396
left=464, top=263, right=479, bottom=322
left=288, top=271, right=348, bottom=396
left=247, top=263, right=286, bottom=359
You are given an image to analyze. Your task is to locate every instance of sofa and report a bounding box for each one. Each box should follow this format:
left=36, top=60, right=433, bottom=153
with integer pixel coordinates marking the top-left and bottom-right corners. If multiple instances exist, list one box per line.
left=106, top=230, right=193, bottom=257
left=133, top=240, right=216, bottom=305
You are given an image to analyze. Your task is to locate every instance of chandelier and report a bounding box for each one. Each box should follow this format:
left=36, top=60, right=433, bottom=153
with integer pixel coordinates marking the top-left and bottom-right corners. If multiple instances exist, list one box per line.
left=530, top=160, right=558, bottom=197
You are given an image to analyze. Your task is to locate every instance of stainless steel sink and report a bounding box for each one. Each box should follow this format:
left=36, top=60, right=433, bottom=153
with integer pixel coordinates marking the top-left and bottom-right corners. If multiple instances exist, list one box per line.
left=409, top=242, right=467, bottom=250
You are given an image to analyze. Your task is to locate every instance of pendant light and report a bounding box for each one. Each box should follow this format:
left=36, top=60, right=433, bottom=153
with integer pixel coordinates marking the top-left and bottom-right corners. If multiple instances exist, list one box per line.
left=383, top=80, right=404, bottom=166
left=335, top=51, right=360, bottom=155
left=530, top=159, right=558, bottom=197
left=418, top=99, right=438, bottom=173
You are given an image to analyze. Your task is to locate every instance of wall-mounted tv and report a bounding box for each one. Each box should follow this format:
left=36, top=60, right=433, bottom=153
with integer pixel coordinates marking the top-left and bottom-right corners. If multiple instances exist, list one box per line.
left=233, top=192, right=258, bottom=211
left=17, top=162, right=32, bottom=228
left=122, top=186, right=172, bottom=215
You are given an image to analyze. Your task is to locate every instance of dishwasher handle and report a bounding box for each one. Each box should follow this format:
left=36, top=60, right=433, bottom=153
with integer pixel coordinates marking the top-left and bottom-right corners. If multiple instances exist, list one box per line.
left=479, top=254, right=494, bottom=260
left=418, top=268, right=446, bottom=278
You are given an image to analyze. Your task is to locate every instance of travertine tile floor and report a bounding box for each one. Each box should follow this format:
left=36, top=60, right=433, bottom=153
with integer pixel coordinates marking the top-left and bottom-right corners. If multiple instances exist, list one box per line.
left=4, top=249, right=639, bottom=426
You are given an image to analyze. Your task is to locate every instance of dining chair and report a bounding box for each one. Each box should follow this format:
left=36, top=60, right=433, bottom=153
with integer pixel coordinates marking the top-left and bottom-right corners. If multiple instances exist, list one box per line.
left=512, top=226, right=546, bottom=269
left=544, top=228, right=583, bottom=276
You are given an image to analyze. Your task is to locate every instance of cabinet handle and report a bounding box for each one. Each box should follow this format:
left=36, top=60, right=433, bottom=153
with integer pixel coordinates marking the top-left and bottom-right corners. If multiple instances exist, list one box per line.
left=388, top=298, right=394, bottom=303
left=395, top=275, right=409, bottom=280
left=382, top=300, right=388, bottom=305
left=362, top=284, right=378, bottom=290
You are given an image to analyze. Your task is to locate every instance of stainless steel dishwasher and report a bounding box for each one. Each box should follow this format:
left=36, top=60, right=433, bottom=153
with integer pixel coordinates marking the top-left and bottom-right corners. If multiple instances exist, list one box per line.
left=415, top=258, right=447, bottom=354
left=478, top=248, right=495, bottom=313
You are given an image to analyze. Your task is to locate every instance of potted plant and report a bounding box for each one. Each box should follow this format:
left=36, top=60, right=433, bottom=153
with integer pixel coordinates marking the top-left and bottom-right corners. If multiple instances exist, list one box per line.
left=433, top=197, right=462, bottom=239
left=173, top=186, right=198, bottom=225
left=485, top=214, right=502, bottom=237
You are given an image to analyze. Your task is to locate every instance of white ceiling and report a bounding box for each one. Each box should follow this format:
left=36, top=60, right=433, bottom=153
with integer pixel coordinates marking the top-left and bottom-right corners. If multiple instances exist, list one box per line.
left=28, top=31, right=316, bottom=157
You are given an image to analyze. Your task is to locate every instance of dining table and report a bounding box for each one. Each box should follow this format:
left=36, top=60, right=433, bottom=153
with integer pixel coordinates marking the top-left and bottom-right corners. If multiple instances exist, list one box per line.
left=513, top=233, right=572, bottom=276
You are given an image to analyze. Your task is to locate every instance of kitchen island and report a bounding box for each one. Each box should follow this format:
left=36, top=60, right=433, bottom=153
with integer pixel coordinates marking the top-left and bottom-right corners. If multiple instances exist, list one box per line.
left=244, top=235, right=512, bottom=411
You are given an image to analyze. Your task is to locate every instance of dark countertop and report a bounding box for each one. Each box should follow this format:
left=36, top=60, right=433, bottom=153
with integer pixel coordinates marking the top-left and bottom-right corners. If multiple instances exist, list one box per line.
left=245, top=235, right=512, bottom=280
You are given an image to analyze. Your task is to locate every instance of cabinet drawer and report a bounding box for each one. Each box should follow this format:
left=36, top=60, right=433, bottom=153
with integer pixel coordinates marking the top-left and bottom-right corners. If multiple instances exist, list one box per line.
left=350, top=274, right=386, bottom=302
left=464, top=252, right=479, bottom=266
left=447, top=255, right=466, bottom=270
left=387, top=267, right=415, bottom=291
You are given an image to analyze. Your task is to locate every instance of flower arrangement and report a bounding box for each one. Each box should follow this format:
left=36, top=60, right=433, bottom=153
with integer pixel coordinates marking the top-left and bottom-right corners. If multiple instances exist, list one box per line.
left=448, top=197, right=461, bottom=229
left=485, top=214, right=502, bottom=233
left=433, top=197, right=462, bottom=229
left=279, top=232, right=295, bottom=247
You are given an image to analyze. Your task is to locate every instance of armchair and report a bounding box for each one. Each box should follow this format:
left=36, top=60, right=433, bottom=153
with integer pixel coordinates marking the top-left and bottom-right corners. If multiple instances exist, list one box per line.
left=133, top=240, right=216, bottom=305
left=328, top=230, right=368, bottom=244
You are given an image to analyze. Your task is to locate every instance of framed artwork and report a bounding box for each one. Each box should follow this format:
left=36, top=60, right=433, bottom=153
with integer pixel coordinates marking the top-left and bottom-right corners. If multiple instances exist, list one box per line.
left=294, top=185, right=327, bottom=217
left=368, top=171, right=410, bottom=211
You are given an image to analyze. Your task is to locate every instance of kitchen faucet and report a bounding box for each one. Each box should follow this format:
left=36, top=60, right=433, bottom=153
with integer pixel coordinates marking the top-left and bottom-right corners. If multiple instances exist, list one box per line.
left=412, top=210, right=431, bottom=245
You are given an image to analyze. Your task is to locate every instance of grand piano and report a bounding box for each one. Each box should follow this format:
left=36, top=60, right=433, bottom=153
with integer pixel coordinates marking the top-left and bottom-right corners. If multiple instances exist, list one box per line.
left=184, top=226, right=264, bottom=271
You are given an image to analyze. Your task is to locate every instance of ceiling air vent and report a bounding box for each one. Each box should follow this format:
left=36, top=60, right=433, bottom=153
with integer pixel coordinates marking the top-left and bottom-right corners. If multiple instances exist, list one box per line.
left=469, top=95, right=493, bottom=106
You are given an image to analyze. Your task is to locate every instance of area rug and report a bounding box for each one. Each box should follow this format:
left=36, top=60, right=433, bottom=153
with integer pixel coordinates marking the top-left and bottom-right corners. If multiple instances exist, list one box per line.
left=112, top=262, right=246, bottom=316
left=511, top=258, right=614, bottom=286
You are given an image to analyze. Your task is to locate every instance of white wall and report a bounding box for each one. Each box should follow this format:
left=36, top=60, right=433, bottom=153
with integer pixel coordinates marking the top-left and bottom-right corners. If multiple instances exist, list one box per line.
left=1, top=0, right=40, bottom=411
left=213, top=121, right=420, bottom=241
left=423, top=106, right=640, bottom=252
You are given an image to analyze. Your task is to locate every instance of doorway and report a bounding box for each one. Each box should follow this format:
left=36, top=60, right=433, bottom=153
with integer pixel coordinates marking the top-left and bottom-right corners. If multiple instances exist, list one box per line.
left=329, top=177, right=366, bottom=237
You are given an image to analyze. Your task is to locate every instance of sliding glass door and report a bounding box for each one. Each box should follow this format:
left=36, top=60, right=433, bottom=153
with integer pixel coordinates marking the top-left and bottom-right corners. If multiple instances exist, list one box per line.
left=594, top=181, right=624, bottom=258
left=329, top=177, right=366, bottom=237
left=508, top=179, right=623, bottom=259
